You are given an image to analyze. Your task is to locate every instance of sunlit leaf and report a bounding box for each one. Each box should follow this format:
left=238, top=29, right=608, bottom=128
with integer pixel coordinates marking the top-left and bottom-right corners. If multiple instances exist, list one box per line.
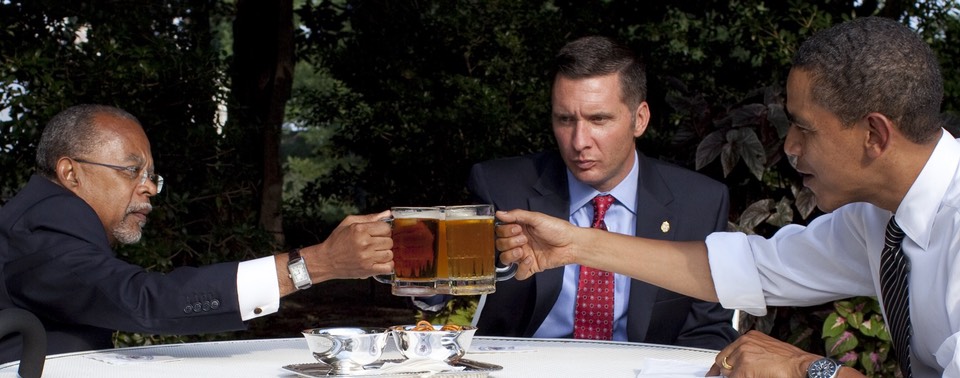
left=822, top=312, right=847, bottom=338
left=825, top=331, right=859, bottom=355
left=834, top=300, right=855, bottom=318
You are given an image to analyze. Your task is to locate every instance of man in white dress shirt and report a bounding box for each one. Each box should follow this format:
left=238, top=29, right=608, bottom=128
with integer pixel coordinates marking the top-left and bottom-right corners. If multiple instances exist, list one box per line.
left=494, top=16, right=958, bottom=378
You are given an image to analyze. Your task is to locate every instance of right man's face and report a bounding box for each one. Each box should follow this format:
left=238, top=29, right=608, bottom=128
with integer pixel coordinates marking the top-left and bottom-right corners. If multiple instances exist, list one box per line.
left=783, top=69, right=871, bottom=212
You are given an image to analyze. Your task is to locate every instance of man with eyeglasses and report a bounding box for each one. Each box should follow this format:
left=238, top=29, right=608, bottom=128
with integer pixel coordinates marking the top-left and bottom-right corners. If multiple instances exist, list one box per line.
left=0, top=104, right=395, bottom=362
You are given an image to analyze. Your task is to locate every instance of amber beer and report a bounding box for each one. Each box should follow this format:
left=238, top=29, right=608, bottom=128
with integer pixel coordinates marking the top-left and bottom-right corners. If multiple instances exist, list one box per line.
left=390, top=207, right=442, bottom=296
left=444, top=205, right=496, bottom=295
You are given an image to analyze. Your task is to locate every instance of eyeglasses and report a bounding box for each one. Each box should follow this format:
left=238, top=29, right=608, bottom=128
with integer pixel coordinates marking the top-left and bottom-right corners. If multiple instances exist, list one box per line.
left=72, top=158, right=164, bottom=193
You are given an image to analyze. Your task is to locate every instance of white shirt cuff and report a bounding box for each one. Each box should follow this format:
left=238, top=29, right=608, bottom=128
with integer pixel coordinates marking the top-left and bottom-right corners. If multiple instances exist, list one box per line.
left=237, top=256, right=280, bottom=321
left=706, top=232, right=768, bottom=316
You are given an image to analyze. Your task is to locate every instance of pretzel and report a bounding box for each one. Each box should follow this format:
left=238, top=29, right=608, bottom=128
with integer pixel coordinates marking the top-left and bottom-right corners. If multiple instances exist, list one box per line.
left=440, top=324, right=463, bottom=331
left=412, top=320, right=434, bottom=331
left=410, top=320, right=464, bottom=332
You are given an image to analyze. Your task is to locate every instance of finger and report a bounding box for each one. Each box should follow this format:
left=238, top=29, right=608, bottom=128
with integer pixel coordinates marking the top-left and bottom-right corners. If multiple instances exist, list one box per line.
left=498, top=247, right=523, bottom=265
left=705, top=364, right=721, bottom=377
left=495, top=235, right=526, bottom=253
left=495, top=223, right=520, bottom=237
left=354, top=210, right=392, bottom=223
left=369, top=261, right=393, bottom=276
left=494, top=210, right=515, bottom=224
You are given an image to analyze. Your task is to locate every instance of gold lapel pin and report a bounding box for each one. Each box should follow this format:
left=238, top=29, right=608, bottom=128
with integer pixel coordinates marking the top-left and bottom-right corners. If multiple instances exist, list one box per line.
left=660, top=221, right=670, bottom=233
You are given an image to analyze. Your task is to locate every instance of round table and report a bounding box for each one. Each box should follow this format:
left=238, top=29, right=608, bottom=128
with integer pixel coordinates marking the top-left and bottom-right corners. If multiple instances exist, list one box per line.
left=0, top=336, right=719, bottom=377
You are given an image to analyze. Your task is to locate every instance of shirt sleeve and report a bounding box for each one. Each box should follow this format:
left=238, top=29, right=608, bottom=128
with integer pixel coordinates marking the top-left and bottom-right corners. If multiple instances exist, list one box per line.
left=236, top=256, right=280, bottom=320
left=937, top=333, right=960, bottom=376
left=706, top=231, right=769, bottom=316
left=707, top=209, right=878, bottom=317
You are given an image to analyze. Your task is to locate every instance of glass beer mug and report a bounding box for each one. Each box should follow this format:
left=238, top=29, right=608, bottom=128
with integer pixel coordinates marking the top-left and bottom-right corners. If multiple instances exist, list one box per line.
left=375, top=205, right=517, bottom=296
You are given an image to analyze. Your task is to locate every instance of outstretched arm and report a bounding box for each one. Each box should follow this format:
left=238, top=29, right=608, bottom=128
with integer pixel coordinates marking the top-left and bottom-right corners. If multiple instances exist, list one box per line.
left=494, top=209, right=720, bottom=302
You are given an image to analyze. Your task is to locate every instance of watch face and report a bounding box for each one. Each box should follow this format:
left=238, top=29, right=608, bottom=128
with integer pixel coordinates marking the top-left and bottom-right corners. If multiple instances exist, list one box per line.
left=289, top=259, right=311, bottom=288
left=808, top=358, right=839, bottom=378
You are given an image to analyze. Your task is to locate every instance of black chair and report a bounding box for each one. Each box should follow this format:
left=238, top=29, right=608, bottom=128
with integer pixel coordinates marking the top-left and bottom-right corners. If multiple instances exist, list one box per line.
left=0, top=308, right=46, bottom=378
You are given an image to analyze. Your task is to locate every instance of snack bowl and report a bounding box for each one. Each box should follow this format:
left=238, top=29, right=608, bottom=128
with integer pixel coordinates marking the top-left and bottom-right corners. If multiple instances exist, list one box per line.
left=390, top=324, right=478, bottom=362
left=302, top=327, right=389, bottom=373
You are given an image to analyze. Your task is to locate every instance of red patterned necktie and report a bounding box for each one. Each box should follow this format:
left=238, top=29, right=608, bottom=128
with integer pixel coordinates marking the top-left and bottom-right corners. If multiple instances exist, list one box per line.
left=573, top=194, right=615, bottom=340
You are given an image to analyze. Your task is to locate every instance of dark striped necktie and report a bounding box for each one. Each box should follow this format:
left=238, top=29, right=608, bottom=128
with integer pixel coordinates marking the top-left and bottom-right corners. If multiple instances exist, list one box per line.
left=879, top=216, right=912, bottom=378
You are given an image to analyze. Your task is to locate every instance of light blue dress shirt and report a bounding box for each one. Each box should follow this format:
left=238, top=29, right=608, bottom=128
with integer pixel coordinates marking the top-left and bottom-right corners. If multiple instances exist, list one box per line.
left=533, top=151, right=639, bottom=341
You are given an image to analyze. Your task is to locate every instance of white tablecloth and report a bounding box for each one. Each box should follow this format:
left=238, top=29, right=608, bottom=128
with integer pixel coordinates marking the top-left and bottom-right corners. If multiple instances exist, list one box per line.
left=0, top=336, right=719, bottom=377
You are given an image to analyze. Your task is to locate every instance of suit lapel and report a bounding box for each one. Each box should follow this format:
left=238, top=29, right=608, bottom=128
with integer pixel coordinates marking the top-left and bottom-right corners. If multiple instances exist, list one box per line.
left=626, top=154, right=678, bottom=341
left=524, top=156, right=570, bottom=337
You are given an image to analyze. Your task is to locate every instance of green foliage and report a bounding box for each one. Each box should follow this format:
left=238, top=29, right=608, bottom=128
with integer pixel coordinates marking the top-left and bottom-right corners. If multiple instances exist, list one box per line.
left=821, top=298, right=897, bottom=376
left=420, top=297, right=478, bottom=327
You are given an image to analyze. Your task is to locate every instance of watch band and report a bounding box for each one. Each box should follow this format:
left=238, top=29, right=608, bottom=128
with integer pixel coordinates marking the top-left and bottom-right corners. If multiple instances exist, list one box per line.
left=287, top=248, right=312, bottom=290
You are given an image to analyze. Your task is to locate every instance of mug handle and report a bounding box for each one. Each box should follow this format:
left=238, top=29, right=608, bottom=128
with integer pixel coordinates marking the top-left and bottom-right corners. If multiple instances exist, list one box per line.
left=374, top=216, right=396, bottom=284
left=495, top=261, right=517, bottom=281
left=492, top=218, right=517, bottom=281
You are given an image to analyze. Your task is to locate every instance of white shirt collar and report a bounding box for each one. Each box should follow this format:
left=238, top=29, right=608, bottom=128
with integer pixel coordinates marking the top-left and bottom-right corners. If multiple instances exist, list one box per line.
left=896, top=129, right=960, bottom=249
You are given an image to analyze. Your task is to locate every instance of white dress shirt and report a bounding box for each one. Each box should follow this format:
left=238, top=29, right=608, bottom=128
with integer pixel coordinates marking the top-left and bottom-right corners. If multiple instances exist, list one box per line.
left=708, top=130, right=960, bottom=377
left=533, top=152, right=638, bottom=341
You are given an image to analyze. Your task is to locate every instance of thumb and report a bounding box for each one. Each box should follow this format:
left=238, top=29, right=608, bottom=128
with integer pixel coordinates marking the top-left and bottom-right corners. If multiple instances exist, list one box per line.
left=356, top=210, right=392, bottom=222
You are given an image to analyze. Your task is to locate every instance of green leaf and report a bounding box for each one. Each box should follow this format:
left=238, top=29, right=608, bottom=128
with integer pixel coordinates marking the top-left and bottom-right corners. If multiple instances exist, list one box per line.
left=858, top=315, right=882, bottom=337
left=847, top=311, right=864, bottom=331
left=824, top=331, right=859, bottom=356
left=821, top=312, right=847, bottom=338
left=834, top=300, right=855, bottom=318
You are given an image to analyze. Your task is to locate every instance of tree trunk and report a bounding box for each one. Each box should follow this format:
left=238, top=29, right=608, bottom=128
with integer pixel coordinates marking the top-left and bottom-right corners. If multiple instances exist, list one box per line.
left=231, top=0, right=294, bottom=245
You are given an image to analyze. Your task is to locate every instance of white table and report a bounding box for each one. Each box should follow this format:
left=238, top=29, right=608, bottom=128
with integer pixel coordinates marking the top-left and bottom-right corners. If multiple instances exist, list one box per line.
left=0, top=336, right=719, bottom=377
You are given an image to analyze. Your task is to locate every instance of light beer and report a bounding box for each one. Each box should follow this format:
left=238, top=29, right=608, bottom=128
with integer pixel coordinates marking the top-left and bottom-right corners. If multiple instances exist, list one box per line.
left=444, top=205, right=496, bottom=294
left=445, top=217, right=495, bottom=278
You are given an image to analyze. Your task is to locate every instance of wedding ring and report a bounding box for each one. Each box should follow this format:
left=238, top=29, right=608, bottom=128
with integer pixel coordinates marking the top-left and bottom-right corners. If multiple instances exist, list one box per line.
left=721, top=356, right=733, bottom=370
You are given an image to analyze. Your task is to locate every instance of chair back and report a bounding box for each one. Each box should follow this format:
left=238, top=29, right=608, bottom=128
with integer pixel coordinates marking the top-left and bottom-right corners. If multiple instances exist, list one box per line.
left=0, top=308, right=46, bottom=378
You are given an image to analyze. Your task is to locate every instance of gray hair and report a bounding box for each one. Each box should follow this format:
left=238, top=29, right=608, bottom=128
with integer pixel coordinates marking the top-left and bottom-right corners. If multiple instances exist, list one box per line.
left=36, top=104, right=140, bottom=179
left=792, top=16, right=943, bottom=143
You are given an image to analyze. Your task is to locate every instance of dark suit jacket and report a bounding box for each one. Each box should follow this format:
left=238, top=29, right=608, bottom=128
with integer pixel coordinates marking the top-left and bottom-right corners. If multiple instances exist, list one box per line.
left=0, top=175, right=246, bottom=363
left=468, top=151, right=738, bottom=350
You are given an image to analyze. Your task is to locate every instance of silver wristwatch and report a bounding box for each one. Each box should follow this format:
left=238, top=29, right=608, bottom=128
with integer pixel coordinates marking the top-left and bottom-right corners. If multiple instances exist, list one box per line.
left=807, top=357, right=842, bottom=378
left=287, top=248, right=312, bottom=290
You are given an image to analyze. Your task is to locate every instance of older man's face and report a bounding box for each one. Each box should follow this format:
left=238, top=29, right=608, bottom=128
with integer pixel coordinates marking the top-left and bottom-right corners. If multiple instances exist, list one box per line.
left=70, top=114, right=158, bottom=245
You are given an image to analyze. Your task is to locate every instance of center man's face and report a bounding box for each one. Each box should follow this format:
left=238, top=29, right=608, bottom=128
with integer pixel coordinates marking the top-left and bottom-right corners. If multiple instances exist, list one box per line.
left=551, top=73, right=648, bottom=192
